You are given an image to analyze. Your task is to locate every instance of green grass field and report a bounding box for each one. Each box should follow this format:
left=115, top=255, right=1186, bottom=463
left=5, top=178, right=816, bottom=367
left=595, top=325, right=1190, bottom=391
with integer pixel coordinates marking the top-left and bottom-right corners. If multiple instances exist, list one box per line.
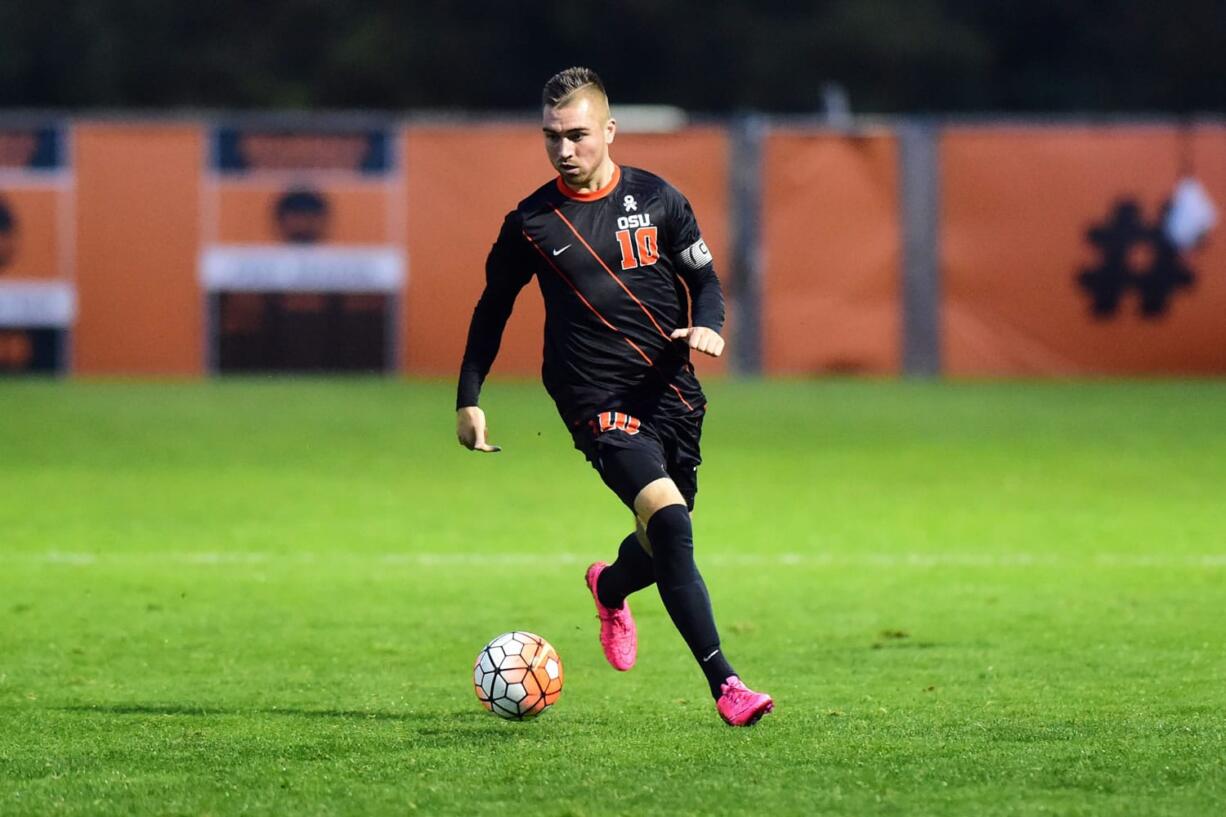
left=1, top=379, right=1224, bottom=816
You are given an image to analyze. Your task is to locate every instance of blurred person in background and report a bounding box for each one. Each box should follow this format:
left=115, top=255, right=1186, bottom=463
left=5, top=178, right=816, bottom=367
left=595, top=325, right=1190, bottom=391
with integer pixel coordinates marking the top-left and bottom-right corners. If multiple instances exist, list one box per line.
left=273, top=188, right=330, bottom=244
left=0, top=197, right=17, bottom=270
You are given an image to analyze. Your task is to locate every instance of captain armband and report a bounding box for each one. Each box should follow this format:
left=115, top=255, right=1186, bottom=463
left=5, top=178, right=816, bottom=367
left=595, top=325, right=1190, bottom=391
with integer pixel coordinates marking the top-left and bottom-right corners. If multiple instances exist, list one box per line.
left=677, top=238, right=714, bottom=271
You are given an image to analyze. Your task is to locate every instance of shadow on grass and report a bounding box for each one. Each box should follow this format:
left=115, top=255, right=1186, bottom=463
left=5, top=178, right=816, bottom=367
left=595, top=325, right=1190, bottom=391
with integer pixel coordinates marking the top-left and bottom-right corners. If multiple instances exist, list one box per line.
left=55, top=703, right=483, bottom=723
left=52, top=704, right=548, bottom=742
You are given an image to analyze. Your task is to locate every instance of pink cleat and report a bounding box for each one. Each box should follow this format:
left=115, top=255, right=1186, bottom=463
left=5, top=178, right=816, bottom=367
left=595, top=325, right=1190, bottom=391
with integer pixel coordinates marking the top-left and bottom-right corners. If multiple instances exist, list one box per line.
left=584, top=562, right=637, bottom=671
left=716, top=676, right=774, bottom=726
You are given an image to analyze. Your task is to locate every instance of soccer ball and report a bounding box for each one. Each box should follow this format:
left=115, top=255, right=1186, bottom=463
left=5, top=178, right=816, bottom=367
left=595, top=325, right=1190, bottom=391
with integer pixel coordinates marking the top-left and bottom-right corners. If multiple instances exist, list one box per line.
left=473, top=631, right=563, bottom=720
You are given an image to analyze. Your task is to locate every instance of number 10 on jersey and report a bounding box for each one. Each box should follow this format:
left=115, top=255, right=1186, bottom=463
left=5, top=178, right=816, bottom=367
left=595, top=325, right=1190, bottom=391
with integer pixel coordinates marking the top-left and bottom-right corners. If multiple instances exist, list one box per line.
left=615, top=227, right=658, bottom=270
left=615, top=214, right=659, bottom=271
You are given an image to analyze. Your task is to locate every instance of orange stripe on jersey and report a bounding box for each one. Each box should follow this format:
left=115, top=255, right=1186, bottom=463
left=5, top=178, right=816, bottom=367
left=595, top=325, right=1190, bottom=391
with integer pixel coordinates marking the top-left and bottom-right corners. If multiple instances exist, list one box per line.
left=674, top=270, right=694, bottom=327
left=524, top=230, right=696, bottom=414
left=550, top=207, right=672, bottom=341
left=524, top=231, right=619, bottom=333
left=622, top=335, right=695, bottom=411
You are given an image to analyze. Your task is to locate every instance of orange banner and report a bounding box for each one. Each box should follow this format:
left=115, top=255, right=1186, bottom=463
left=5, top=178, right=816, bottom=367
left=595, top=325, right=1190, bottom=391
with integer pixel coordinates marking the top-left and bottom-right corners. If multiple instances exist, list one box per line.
left=941, top=126, right=1226, bottom=375
left=37, top=119, right=1226, bottom=379
left=760, top=130, right=901, bottom=375
left=0, top=188, right=63, bottom=281
left=73, top=124, right=204, bottom=375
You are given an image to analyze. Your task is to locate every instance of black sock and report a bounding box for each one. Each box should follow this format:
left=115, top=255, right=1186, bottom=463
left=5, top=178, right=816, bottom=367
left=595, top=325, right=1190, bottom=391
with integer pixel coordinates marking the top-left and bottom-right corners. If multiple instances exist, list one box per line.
left=596, top=532, right=655, bottom=609
left=646, top=505, right=736, bottom=699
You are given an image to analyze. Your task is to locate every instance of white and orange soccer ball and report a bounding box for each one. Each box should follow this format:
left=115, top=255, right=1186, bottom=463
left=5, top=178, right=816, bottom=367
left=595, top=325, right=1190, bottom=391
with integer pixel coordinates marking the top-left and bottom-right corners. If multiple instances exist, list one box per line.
left=473, top=631, right=564, bottom=720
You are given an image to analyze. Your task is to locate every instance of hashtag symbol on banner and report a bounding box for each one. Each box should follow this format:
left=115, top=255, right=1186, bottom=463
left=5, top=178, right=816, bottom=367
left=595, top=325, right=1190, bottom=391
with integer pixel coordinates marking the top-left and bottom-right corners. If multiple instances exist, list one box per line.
left=1077, top=200, right=1195, bottom=319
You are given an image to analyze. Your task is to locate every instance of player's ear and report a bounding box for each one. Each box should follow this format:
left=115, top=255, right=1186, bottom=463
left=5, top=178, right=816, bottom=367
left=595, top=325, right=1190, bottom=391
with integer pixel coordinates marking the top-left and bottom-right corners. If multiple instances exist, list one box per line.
left=605, top=117, right=616, bottom=144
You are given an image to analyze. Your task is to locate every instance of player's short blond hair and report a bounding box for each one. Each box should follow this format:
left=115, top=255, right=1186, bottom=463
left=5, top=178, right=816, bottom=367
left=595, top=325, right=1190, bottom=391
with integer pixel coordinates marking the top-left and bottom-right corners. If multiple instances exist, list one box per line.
left=541, top=67, right=609, bottom=115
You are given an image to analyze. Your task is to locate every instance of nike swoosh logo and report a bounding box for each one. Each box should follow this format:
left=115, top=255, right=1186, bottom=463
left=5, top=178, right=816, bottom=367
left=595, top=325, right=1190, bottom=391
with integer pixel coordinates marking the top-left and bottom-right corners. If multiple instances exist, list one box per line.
left=552, top=245, right=571, bottom=256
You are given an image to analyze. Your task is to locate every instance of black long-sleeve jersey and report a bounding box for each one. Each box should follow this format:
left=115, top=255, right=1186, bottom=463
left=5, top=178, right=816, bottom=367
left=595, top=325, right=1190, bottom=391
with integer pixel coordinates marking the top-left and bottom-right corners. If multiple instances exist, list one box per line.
left=457, top=164, right=725, bottom=431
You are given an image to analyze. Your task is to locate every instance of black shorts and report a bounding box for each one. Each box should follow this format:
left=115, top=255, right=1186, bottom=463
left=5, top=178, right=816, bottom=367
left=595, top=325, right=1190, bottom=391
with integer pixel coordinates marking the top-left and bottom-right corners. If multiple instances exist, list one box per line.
left=571, top=409, right=705, bottom=512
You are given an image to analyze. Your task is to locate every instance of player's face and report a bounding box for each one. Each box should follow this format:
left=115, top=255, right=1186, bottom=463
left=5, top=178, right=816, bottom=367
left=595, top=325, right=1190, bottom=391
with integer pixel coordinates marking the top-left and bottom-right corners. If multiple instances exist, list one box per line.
left=543, top=94, right=616, bottom=189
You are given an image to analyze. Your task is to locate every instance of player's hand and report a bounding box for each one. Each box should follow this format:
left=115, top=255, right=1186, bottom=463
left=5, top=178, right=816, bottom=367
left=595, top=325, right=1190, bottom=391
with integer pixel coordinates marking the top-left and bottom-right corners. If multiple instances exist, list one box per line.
left=670, top=326, right=725, bottom=358
left=456, top=406, right=501, bottom=453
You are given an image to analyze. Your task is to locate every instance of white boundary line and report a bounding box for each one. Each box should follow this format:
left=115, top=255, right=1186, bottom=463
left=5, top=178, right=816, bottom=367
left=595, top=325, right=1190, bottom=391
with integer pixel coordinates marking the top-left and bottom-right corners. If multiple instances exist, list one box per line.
left=4, top=551, right=1225, bottom=568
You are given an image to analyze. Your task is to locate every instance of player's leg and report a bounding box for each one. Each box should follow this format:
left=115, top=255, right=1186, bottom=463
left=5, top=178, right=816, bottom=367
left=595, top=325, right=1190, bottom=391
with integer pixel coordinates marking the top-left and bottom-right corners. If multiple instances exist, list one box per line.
left=588, top=430, right=740, bottom=697
left=636, top=414, right=737, bottom=697
left=584, top=519, right=652, bottom=671
left=632, top=478, right=736, bottom=695
left=633, top=479, right=773, bottom=725
left=577, top=424, right=661, bottom=672
left=594, top=519, right=655, bottom=609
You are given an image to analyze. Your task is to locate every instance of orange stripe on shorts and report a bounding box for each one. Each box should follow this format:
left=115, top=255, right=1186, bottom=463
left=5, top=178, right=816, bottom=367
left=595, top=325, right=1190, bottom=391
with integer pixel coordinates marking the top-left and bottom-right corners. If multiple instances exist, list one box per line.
left=594, top=411, right=640, bottom=436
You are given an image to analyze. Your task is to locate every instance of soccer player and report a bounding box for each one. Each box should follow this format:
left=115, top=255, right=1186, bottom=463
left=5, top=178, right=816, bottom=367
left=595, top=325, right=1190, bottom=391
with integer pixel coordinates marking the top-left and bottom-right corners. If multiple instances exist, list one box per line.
left=456, top=67, right=773, bottom=726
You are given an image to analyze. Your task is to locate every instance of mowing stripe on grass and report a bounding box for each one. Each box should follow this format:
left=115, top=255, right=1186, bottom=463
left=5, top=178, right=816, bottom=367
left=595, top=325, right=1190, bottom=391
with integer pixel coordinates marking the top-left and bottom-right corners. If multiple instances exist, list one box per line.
left=6, top=550, right=1226, bottom=568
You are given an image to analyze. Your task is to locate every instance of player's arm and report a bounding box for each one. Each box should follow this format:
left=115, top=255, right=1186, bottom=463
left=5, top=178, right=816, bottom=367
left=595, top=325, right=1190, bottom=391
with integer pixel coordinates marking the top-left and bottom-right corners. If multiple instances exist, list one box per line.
left=456, top=211, right=535, bottom=452
left=665, top=189, right=726, bottom=357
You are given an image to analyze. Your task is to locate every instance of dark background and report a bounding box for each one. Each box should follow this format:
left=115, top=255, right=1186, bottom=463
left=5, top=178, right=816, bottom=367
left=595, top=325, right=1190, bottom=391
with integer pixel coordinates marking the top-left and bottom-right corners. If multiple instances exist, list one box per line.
left=2, top=0, right=1223, bottom=114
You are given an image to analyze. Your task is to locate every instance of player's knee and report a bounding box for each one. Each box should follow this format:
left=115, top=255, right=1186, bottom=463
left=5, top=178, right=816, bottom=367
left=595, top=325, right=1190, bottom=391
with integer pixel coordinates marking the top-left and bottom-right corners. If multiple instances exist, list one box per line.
left=633, top=477, right=687, bottom=524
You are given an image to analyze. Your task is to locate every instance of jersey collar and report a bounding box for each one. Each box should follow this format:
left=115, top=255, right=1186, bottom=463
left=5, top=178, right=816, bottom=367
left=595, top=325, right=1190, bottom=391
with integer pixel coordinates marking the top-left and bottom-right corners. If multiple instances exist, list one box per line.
left=555, top=165, right=621, bottom=202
